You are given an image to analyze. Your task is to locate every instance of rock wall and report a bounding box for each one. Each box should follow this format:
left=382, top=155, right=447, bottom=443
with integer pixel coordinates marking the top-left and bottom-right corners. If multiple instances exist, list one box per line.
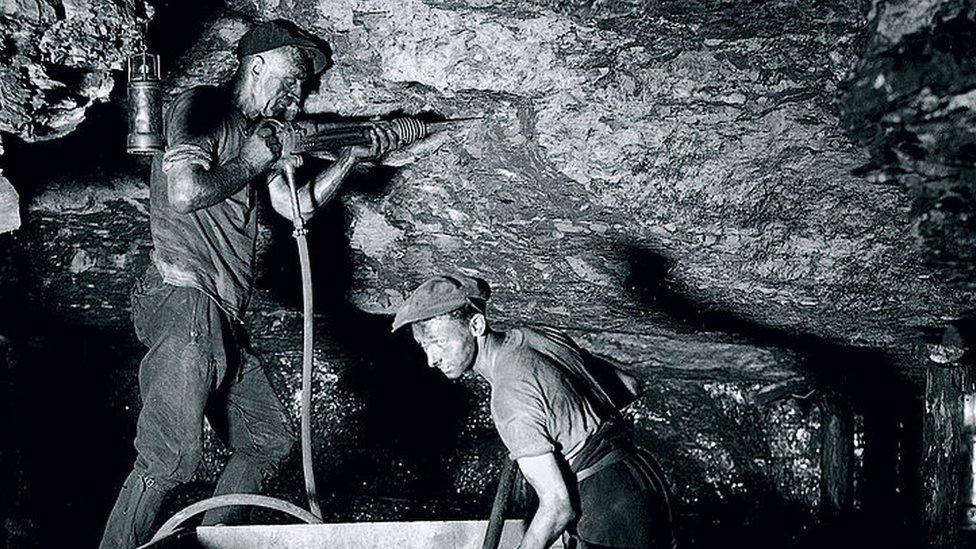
left=0, top=138, right=19, bottom=232
left=2, top=0, right=974, bottom=546
left=0, top=0, right=150, bottom=232
left=169, top=0, right=971, bottom=356
left=0, top=0, right=148, bottom=142
left=840, top=0, right=976, bottom=273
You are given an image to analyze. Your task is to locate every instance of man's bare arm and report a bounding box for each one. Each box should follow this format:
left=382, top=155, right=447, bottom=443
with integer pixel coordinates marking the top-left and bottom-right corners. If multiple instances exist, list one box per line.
left=267, top=126, right=398, bottom=222
left=167, top=158, right=260, bottom=213
left=267, top=149, right=357, bottom=222
left=517, top=453, right=575, bottom=549
left=167, top=127, right=280, bottom=214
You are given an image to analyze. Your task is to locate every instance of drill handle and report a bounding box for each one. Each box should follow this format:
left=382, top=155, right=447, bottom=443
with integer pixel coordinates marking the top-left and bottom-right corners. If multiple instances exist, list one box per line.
left=296, top=128, right=373, bottom=151
left=291, top=117, right=430, bottom=155
left=280, top=159, right=307, bottom=235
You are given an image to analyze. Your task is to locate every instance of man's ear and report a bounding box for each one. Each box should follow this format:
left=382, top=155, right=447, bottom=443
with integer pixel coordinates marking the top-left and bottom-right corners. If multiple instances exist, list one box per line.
left=249, top=54, right=266, bottom=76
left=469, top=313, right=486, bottom=337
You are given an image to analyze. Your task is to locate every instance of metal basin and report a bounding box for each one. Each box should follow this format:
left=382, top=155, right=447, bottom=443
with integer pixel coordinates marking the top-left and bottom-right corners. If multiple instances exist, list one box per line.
left=145, top=520, right=565, bottom=548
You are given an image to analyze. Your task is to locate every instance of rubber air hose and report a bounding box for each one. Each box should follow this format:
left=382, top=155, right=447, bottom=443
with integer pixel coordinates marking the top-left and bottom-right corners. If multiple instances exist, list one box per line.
left=282, top=161, right=323, bottom=520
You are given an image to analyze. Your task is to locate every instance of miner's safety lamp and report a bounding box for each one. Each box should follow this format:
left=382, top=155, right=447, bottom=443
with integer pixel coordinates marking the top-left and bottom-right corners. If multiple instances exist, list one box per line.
left=126, top=50, right=164, bottom=155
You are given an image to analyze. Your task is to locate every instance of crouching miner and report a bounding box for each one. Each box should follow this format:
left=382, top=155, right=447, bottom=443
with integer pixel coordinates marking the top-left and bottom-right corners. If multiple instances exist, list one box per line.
left=393, top=274, right=677, bottom=549
left=100, top=20, right=398, bottom=548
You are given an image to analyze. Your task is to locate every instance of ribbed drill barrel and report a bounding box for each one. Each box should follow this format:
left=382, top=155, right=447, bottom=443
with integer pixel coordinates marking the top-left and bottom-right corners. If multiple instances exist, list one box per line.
left=390, top=117, right=427, bottom=144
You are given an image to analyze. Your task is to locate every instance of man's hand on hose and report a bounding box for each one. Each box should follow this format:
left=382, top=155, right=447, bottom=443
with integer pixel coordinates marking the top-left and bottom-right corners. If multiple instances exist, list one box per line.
left=240, top=124, right=284, bottom=173
left=345, top=123, right=401, bottom=161
left=273, top=153, right=303, bottom=176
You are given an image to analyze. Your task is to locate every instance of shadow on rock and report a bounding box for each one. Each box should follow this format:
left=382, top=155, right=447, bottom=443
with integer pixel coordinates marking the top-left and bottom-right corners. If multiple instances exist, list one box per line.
left=618, top=242, right=924, bottom=548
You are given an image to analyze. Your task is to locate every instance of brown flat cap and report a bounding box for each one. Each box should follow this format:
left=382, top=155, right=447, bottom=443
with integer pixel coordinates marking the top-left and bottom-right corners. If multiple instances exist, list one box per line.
left=392, top=274, right=491, bottom=332
left=238, top=20, right=329, bottom=75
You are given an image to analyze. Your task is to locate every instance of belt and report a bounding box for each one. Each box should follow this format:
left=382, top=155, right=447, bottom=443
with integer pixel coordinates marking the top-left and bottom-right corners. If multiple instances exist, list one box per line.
left=575, top=447, right=629, bottom=483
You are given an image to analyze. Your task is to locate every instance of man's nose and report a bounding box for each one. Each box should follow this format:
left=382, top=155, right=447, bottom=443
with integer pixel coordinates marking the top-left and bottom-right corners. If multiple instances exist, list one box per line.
left=427, top=354, right=439, bottom=369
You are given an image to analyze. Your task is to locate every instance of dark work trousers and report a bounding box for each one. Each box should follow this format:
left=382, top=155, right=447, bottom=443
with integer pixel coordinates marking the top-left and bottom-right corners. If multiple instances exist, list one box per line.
left=99, top=265, right=295, bottom=549
left=566, top=420, right=675, bottom=549
left=566, top=450, right=675, bottom=549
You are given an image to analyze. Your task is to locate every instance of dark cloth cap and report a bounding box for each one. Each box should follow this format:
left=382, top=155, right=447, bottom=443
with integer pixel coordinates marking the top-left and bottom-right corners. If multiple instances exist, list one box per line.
left=237, top=20, right=329, bottom=75
left=392, top=274, right=491, bottom=332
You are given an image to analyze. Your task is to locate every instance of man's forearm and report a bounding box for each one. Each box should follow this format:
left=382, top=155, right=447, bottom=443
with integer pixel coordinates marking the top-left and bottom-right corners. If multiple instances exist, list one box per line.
left=272, top=150, right=357, bottom=221
left=305, top=150, right=357, bottom=215
left=519, top=501, right=572, bottom=549
left=169, top=156, right=260, bottom=213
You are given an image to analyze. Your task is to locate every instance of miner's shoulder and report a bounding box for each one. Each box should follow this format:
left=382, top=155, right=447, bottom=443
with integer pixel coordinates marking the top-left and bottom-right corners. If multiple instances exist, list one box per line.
left=491, top=329, right=549, bottom=379
left=166, top=86, right=234, bottom=133
left=170, top=85, right=227, bottom=105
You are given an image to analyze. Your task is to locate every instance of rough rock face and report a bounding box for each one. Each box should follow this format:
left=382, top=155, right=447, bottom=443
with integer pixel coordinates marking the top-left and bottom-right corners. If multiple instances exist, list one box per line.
left=840, top=0, right=976, bottom=274
left=162, top=0, right=972, bottom=356
left=0, top=0, right=150, bottom=232
left=0, top=0, right=149, bottom=142
left=0, top=138, right=19, bottom=232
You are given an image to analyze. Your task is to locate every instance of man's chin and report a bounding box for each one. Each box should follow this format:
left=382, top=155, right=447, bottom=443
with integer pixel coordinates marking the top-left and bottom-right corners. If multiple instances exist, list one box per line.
left=442, top=368, right=465, bottom=380
left=262, top=103, right=298, bottom=120
left=266, top=110, right=297, bottom=121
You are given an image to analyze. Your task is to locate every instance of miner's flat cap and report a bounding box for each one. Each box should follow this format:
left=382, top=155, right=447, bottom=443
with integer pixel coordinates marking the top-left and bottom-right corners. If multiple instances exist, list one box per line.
left=392, top=274, right=491, bottom=332
left=238, top=20, right=329, bottom=75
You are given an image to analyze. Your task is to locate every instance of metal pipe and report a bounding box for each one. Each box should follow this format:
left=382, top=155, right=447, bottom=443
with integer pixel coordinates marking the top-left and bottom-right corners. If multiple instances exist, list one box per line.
left=482, top=458, right=517, bottom=549
left=293, top=116, right=479, bottom=154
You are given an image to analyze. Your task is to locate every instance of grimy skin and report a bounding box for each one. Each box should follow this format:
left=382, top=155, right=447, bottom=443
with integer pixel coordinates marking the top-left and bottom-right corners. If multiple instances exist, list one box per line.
left=411, top=314, right=574, bottom=549
left=166, top=45, right=399, bottom=221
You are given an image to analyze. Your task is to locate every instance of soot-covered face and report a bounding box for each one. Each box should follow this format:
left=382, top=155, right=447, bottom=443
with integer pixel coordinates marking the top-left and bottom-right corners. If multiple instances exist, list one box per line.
left=250, top=46, right=308, bottom=120
left=411, top=314, right=479, bottom=380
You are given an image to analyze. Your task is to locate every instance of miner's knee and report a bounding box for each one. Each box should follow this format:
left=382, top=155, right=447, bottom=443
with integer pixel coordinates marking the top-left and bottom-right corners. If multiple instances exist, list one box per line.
left=136, top=435, right=204, bottom=486
left=255, top=405, right=297, bottom=466
left=262, top=427, right=296, bottom=467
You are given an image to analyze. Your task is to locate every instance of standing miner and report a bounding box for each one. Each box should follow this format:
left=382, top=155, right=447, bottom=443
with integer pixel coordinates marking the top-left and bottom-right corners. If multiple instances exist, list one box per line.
left=393, top=274, right=677, bottom=549
left=100, top=21, right=397, bottom=548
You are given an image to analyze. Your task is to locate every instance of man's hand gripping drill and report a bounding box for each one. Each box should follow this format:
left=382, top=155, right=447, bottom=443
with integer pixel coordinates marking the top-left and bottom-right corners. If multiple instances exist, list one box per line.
left=251, top=119, right=400, bottom=233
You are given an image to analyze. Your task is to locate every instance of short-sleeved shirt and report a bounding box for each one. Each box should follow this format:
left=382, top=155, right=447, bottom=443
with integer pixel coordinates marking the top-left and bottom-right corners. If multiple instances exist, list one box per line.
left=149, top=86, right=257, bottom=321
left=474, top=327, right=618, bottom=467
